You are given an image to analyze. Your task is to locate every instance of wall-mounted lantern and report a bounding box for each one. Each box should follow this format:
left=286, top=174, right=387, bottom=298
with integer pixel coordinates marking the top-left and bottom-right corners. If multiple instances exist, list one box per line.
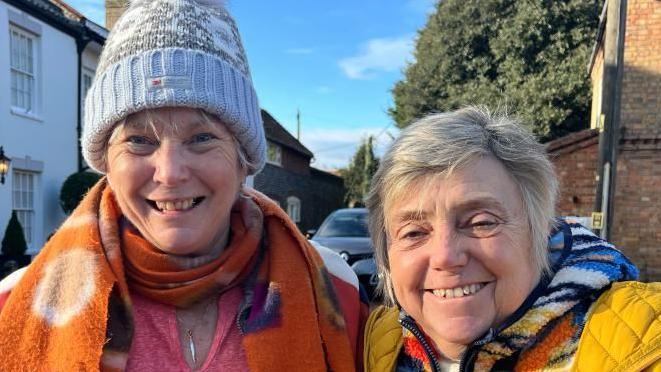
left=0, top=147, right=10, bottom=185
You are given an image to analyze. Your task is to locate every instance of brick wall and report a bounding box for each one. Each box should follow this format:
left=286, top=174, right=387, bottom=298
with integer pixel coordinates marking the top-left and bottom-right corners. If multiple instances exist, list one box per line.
left=590, top=46, right=605, bottom=130
left=105, top=0, right=127, bottom=30
left=620, top=0, right=661, bottom=135
left=611, top=0, right=661, bottom=281
left=547, top=129, right=599, bottom=218
left=254, top=164, right=345, bottom=233
left=611, top=149, right=661, bottom=281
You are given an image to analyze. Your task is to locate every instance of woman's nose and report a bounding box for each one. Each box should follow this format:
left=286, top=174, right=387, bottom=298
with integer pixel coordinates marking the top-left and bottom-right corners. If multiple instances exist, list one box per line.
left=429, top=228, right=469, bottom=270
left=153, top=144, right=190, bottom=186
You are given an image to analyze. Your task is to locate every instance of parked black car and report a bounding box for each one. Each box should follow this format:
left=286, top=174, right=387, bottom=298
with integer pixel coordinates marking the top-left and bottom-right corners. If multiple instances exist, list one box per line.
left=309, top=208, right=379, bottom=300
left=351, top=257, right=380, bottom=302
left=309, top=208, right=372, bottom=265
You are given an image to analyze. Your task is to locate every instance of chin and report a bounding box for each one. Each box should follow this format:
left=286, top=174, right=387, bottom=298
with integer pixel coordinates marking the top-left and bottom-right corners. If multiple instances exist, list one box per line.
left=151, top=235, right=204, bottom=256
left=425, top=316, right=493, bottom=346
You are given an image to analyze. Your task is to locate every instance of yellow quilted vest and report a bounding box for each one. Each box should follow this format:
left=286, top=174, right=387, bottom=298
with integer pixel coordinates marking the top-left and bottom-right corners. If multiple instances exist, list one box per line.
left=574, top=281, right=661, bottom=372
left=364, top=282, right=661, bottom=371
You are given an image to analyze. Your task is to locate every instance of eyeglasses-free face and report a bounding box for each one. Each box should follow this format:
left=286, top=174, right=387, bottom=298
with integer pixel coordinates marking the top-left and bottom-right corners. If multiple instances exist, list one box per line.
left=106, top=107, right=247, bottom=257
left=386, top=156, right=541, bottom=361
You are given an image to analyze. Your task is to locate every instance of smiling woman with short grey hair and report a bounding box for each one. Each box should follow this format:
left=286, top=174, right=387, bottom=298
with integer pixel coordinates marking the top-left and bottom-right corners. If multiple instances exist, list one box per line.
left=364, top=106, right=659, bottom=371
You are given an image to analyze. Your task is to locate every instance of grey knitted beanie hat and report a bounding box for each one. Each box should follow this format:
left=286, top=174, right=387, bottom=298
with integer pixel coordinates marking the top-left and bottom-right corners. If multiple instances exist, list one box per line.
left=82, top=0, right=265, bottom=174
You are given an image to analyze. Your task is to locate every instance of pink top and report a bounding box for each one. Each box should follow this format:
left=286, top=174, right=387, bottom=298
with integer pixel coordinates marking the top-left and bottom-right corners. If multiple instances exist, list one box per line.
left=126, top=286, right=249, bottom=372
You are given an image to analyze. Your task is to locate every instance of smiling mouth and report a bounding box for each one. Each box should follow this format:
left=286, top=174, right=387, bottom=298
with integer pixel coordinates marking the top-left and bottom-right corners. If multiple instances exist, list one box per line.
left=147, top=197, right=205, bottom=212
left=427, top=282, right=489, bottom=299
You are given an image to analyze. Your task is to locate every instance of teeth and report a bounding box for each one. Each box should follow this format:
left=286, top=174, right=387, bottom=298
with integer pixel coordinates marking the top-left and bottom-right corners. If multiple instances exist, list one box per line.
left=430, top=283, right=485, bottom=299
left=155, top=198, right=197, bottom=212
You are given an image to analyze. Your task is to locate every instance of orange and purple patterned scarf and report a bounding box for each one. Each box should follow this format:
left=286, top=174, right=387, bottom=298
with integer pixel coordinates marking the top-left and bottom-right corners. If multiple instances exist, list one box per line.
left=0, top=179, right=357, bottom=371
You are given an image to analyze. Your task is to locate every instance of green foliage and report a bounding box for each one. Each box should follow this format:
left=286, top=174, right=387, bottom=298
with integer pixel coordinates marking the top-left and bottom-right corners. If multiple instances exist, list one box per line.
left=340, top=136, right=380, bottom=207
left=1, top=210, right=28, bottom=257
left=390, top=0, right=601, bottom=141
left=60, top=171, right=102, bottom=215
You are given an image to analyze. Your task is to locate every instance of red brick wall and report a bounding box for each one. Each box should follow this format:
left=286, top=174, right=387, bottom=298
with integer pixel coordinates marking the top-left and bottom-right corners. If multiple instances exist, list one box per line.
left=547, top=130, right=599, bottom=218
left=611, top=150, right=661, bottom=280
left=610, top=0, right=661, bottom=281
left=105, top=0, right=127, bottom=30
left=620, top=0, right=661, bottom=135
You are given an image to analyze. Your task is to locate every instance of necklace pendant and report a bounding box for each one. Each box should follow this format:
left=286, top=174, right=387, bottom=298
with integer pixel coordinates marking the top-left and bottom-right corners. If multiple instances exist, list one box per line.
left=187, top=329, right=197, bottom=364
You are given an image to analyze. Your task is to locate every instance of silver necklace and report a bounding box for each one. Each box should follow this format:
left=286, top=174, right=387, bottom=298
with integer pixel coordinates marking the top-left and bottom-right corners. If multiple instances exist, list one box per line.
left=176, top=299, right=216, bottom=366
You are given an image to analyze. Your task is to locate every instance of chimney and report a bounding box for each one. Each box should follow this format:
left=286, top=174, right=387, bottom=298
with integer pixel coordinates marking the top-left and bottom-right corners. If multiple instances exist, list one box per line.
left=105, top=0, right=128, bottom=30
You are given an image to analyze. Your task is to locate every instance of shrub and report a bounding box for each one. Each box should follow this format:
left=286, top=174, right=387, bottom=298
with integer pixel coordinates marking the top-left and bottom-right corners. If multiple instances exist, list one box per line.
left=60, top=171, right=102, bottom=214
left=1, top=210, right=28, bottom=258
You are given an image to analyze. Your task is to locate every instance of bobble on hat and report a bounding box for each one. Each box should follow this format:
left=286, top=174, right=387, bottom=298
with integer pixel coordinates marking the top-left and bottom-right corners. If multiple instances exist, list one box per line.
left=82, top=0, right=265, bottom=174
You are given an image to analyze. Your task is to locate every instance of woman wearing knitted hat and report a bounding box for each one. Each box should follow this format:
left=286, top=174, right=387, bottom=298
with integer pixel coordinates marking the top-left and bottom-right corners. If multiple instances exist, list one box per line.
left=363, top=107, right=661, bottom=371
left=0, top=1, right=366, bottom=371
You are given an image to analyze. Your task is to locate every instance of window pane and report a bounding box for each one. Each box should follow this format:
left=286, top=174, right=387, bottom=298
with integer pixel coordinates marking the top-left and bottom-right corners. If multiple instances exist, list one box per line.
left=10, top=32, right=18, bottom=68
left=27, top=38, right=33, bottom=73
left=12, top=172, right=35, bottom=244
left=19, top=35, right=25, bottom=71
left=11, top=70, right=18, bottom=106
left=25, top=80, right=32, bottom=110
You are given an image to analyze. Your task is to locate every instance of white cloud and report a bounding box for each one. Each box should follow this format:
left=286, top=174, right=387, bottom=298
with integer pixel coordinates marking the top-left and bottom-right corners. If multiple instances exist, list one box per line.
left=301, top=126, right=399, bottom=169
left=284, top=47, right=315, bottom=55
left=339, top=36, right=414, bottom=79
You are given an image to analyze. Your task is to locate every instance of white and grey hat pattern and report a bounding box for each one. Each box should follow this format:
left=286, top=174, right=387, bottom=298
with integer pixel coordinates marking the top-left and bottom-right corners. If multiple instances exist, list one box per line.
left=83, top=0, right=265, bottom=174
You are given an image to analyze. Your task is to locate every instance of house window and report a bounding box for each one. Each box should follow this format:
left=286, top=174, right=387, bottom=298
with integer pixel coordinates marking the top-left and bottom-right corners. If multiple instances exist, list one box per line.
left=286, top=196, right=301, bottom=223
left=12, top=170, right=36, bottom=245
left=10, top=25, right=37, bottom=113
left=81, top=69, right=94, bottom=119
left=267, top=141, right=282, bottom=166
left=82, top=70, right=93, bottom=105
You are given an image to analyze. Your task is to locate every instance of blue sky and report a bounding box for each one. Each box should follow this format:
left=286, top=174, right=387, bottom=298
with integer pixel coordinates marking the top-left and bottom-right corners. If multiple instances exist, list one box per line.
left=66, top=0, right=436, bottom=169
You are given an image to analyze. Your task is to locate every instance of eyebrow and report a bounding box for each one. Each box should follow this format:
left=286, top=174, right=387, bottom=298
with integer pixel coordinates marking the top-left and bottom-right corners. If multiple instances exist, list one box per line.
left=392, top=196, right=509, bottom=224
left=393, top=210, right=429, bottom=224
left=453, top=196, right=508, bottom=216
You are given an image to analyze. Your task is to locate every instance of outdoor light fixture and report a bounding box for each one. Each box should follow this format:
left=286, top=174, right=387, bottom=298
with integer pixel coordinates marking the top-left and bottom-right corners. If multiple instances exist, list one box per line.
left=0, top=147, right=10, bottom=185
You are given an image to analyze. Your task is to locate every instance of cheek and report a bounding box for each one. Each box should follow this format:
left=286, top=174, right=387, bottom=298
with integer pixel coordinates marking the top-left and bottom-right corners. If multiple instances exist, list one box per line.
left=481, top=237, right=538, bottom=316
left=388, top=249, right=426, bottom=299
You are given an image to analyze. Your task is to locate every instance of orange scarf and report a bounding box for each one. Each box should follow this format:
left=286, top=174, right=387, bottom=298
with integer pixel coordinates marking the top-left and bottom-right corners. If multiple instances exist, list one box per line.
left=0, top=179, right=356, bottom=371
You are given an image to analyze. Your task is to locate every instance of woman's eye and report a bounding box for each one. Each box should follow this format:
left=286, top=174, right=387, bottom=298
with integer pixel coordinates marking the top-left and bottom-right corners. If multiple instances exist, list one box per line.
left=124, top=135, right=157, bottom=154
left=472, top=220, right=496, bottom=229
left=463, top=215, right=501, bottom=237
left=191, top=133, right=216, bottom=144
left=401, top=229, right=426, bottom=240
left=127, top=136, right=153, bottom=145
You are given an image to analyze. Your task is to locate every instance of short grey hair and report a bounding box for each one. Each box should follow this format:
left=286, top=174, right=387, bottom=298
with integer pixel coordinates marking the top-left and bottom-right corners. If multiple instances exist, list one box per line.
left=366, top=106, right=558, bottom=305
left=101, top=108, right=255, bottom=172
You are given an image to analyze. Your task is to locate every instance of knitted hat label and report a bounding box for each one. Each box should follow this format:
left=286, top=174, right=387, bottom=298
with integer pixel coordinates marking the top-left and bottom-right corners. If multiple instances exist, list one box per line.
left=147, top=76, right=192, bottom=91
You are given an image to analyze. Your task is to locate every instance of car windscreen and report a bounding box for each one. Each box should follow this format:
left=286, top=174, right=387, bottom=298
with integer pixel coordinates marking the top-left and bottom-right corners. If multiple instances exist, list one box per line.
left=316, top=211, right=369, bottom=238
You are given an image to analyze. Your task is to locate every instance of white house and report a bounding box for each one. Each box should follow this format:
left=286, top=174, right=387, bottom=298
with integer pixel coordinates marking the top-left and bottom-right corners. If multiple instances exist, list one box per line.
left=0, top=0, right=106, bottom=254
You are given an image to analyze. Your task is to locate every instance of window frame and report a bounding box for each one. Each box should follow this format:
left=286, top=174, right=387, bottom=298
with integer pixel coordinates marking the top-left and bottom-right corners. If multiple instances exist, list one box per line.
left=11, top=170, right=36, bottom=246
left=266, top=140, right=282, bottom=166
left=286, top=196, right=301, bottom=223
left=81, top=67, right=94, bottom=118
left=9, top=24, right=39, bottom=115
